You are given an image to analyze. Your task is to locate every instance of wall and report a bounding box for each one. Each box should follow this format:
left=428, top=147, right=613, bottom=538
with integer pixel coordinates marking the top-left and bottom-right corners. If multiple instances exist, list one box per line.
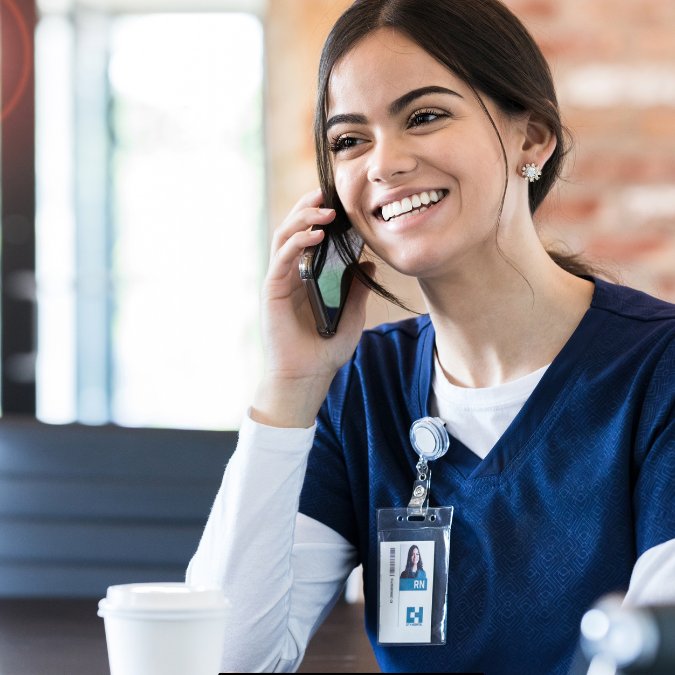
left=511, top=0, right=675, bottom=300
left=2, top=0, right=38, bottom=411
left=265, top=0, right=675, bottom=325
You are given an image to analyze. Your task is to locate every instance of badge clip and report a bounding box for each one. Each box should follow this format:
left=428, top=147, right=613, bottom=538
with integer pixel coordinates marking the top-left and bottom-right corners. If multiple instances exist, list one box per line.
left=408, top=457, right=431, bottom=516
left=408, top=417, right=450, bottom=517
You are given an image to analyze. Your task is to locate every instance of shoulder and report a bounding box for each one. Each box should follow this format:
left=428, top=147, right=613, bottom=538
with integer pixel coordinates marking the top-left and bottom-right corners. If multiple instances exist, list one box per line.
left=592, top=282, right=675, bottom=460
left=321, top=315, right=432, bottom=438
left=359, top=314, right=433, bottom=349
left=589, top=279, right=675, bottom=368
left=353, top=314, right=433, bottom=375
left=592, top=277, right=675, bottom=325
left=328, top=314, right=432, bottom=396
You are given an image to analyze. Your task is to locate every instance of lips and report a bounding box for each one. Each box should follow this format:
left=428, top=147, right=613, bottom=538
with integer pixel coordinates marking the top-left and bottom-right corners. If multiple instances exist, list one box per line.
left=379, top=190, right=446, bottom=222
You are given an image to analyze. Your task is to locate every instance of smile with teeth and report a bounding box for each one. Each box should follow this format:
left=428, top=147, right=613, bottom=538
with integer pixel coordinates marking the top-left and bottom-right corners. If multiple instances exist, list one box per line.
left=380, top=190, right=446, bottom=221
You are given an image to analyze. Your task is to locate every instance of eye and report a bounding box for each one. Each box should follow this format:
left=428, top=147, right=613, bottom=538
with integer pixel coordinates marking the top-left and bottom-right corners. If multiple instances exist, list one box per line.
left=329, top=136, right=365, bottom=153
left=408, top=109, right=448, bottom=128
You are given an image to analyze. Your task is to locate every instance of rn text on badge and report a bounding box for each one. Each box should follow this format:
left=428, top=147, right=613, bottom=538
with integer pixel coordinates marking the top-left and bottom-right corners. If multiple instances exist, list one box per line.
left=400, top=579, right=427, bottom=591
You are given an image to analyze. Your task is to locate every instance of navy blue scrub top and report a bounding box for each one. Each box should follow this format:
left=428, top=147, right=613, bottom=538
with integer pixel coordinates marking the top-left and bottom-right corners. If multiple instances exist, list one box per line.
left=298, top=278, right=675, bottom=675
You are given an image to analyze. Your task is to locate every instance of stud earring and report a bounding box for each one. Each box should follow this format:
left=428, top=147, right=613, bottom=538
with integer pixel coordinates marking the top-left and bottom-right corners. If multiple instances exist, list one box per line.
left=521, top=163, right=542, bottom=182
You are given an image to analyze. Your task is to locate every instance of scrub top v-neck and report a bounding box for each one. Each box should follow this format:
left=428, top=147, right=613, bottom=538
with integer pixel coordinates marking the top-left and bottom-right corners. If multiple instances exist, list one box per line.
left=430, top=355, right=550, bottom=463
left=299, top=277, right=675, bottom=675
left=414, top=288, right=608, bottom=481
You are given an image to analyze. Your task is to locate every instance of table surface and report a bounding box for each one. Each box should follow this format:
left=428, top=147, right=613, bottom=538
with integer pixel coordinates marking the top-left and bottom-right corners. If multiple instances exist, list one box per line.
left=0, top=598, right=379, bottom=674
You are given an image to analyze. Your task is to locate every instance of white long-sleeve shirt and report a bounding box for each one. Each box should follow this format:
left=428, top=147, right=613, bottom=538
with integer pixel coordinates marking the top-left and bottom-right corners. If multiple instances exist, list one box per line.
left=186, top=356, right=675, bottom=672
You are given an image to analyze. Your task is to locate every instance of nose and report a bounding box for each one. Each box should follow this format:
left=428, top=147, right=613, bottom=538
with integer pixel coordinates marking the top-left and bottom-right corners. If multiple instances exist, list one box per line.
left=366, top=136, right=417, bottom=184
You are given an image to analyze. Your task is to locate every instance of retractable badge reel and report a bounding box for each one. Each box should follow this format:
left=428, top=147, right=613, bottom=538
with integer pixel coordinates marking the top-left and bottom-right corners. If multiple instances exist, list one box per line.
left=376, top=418, right=454, bottom=647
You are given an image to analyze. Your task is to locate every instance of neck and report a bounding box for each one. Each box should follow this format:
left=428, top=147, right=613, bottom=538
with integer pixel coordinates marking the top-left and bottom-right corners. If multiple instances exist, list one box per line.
left=419, top=228, right=594, bottom=389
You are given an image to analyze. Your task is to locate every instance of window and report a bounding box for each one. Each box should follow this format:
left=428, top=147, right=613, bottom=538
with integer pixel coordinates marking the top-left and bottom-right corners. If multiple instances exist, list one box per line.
left=36, top=8, right=266, bottom=429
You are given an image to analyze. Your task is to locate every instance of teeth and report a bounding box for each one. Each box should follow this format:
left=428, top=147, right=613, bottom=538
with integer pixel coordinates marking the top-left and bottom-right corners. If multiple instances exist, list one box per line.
left=380, top=190, right=445, bottom=221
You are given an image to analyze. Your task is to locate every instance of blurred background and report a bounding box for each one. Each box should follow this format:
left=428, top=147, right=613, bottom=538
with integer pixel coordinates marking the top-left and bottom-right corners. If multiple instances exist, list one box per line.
left=0, top=0, right=673, bottom=671
left=5, top=0, right=675, bottom=431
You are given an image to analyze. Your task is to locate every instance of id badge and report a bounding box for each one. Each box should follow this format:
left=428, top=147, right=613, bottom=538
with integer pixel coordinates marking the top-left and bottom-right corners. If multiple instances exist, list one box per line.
left=377, top=506, right=453, bottom=646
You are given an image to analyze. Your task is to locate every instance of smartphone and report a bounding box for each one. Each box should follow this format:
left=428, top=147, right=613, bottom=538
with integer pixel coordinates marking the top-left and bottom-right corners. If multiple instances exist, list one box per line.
left=299, top=229, right=364, bottom=337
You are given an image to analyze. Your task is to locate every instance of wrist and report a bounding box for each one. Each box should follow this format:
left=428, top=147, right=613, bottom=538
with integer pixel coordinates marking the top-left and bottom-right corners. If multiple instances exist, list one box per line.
left=251, top=374, right=333, bottom=429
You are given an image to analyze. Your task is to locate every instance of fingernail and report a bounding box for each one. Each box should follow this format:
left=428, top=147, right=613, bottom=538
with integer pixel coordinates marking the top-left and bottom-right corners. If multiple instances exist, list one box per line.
left=318, top=208, right=334, bottom=215
left=310, top=229, right=324, bottom=236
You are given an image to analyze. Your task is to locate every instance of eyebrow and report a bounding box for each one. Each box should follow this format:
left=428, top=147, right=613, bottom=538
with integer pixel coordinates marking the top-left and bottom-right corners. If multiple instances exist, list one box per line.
left=326, top=86, right=463, bottom=132
left=388, top=85, right=463, bottom=116
left=325, top=113, right=368, bottom=132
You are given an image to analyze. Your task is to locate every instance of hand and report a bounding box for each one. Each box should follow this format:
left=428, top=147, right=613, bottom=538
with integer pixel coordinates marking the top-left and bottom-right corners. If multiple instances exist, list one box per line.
left=252, top=188, right=373, bottom=429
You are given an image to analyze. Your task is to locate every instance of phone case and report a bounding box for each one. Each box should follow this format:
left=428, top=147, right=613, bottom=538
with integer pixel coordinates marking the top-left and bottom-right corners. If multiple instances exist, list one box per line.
left=299, top=245, right=337, bottom=336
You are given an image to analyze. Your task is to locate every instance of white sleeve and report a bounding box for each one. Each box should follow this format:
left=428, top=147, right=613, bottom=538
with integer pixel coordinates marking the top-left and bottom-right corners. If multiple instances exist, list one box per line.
left=186, top=412, right=358, bottom=673
left=623, top=538, right=675, bottom=607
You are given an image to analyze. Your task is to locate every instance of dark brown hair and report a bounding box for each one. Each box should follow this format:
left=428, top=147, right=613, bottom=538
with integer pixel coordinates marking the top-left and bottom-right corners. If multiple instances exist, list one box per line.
left=313, top=0, right=594, bottom=308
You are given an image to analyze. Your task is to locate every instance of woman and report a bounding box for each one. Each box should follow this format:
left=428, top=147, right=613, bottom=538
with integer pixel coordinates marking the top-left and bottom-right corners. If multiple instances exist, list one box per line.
left=400, top=546, right=426, bottom=581
left=187, top=0, right=675, bottom=673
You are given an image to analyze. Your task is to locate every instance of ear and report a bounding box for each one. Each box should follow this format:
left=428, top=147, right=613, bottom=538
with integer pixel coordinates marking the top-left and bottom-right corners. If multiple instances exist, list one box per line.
left=520, top=113, right=557, bottom=169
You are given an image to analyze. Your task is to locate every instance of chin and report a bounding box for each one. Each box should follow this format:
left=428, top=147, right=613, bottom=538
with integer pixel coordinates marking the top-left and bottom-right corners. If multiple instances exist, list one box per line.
left=363, top=213, right=474, bottom=280
left=378, top=243, right=450, bottom=279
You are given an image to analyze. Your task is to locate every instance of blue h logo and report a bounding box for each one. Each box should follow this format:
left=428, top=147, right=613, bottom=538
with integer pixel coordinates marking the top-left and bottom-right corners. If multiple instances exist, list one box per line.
left=406, top=607, right=423, bottom=625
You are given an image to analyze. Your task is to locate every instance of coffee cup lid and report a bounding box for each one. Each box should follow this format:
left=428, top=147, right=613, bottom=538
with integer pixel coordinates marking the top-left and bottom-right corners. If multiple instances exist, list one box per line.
left=103, top=583, right=230, bottom=612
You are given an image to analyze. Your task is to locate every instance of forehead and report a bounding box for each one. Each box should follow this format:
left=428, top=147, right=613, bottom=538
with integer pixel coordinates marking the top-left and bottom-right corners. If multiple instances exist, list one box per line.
left=327, top=28, right=465, bottom=116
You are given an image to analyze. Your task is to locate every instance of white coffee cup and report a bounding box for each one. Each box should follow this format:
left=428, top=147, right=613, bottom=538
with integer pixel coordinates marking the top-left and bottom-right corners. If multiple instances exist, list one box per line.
left=98, top=583, right=230, bottom=675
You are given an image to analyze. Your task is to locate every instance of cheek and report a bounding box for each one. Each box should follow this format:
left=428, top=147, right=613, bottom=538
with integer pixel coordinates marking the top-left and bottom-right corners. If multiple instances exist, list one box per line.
left=430, top=131, right=497, bottom=193
left=334, top=163, right=366, bottom=215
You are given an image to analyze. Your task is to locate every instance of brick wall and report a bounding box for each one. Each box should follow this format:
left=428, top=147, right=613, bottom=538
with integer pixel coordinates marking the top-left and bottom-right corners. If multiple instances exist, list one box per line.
left=508, top=0, right=675, bottom=301
left=265, top=0, right=675, bottom=327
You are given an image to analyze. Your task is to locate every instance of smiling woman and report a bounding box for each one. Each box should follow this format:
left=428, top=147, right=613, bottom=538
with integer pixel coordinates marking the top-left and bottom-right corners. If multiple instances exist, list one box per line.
left=315, top=0, right=586, bottom=306
left=186, top=1, right=675, bottom=673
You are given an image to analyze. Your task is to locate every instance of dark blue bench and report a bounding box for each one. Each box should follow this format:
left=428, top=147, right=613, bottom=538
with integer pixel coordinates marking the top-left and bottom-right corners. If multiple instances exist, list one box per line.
left=0, top=416, right=236, bottom=597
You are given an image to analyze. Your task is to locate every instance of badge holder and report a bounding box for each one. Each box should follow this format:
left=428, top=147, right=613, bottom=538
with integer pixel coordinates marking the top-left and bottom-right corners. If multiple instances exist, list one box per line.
left=377, top=418, right=454, bottom=646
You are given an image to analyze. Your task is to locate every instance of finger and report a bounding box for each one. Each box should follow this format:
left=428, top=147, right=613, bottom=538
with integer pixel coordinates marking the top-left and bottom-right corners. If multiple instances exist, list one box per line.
left=271, top=206, right=335, bottom=257
left=275, top=206, right=335, bottom=245
left=269, top=228, right=325, bottom=282
left=273, top=188, right=328, bottom=253
left=287, top=188, right=324, bottom=219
